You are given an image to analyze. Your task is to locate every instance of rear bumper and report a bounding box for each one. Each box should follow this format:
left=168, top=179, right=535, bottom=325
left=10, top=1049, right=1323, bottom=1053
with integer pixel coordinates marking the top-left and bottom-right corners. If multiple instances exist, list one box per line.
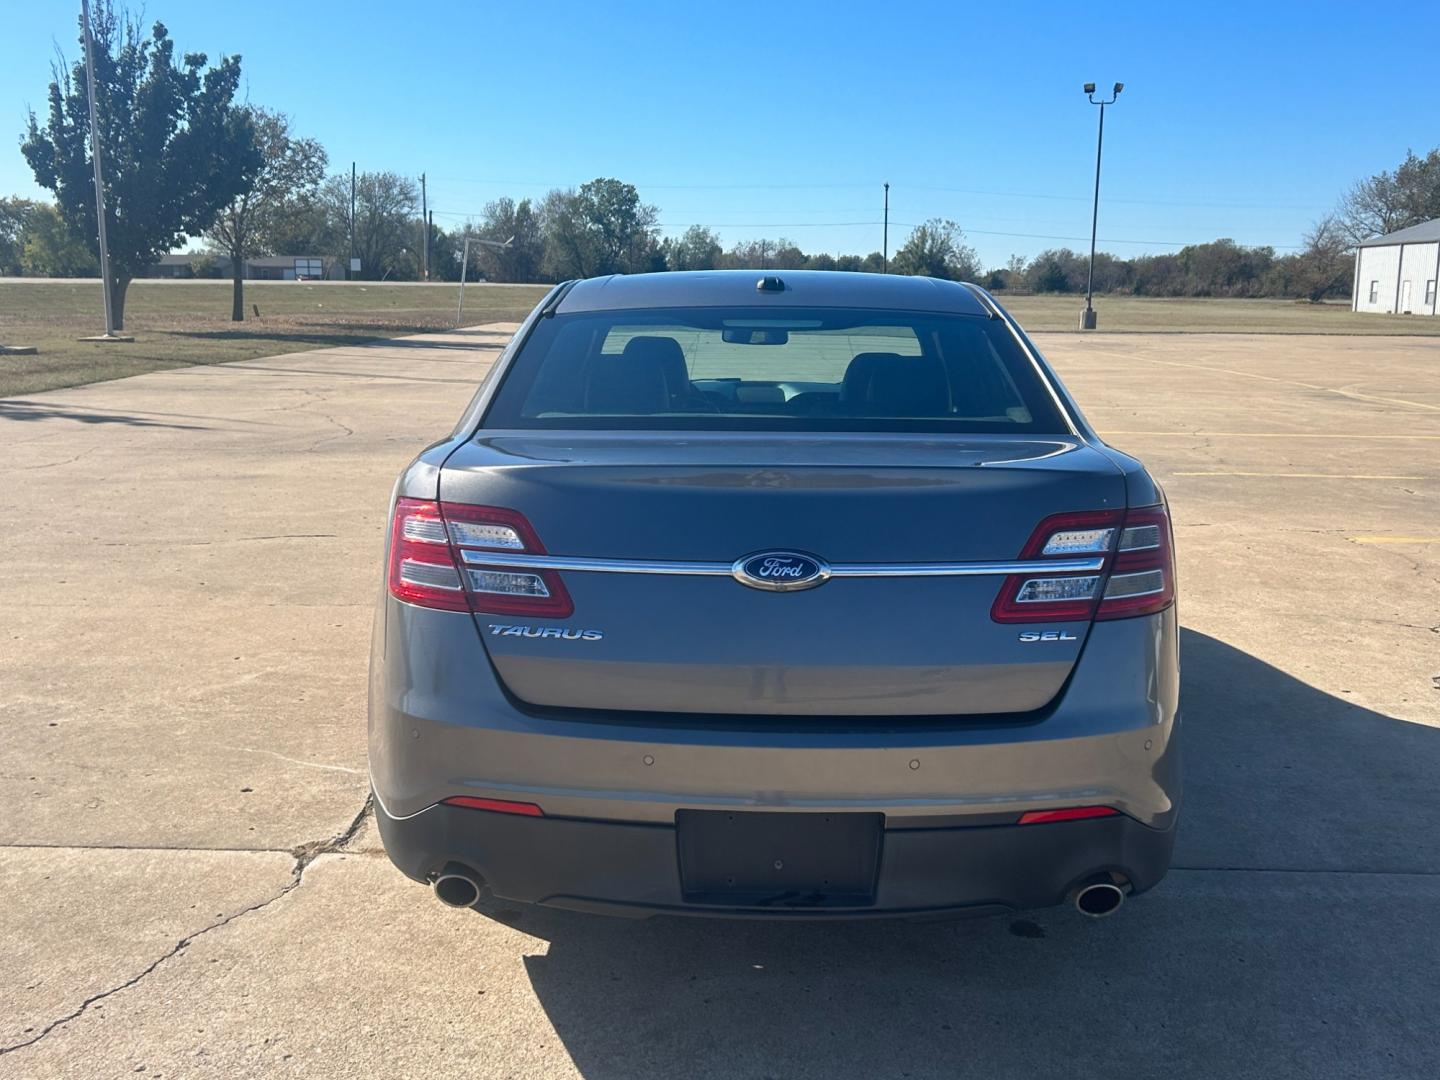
left=376, top=797, right=1176, bottom=918
left=369, top=600, right=1181, bottom=828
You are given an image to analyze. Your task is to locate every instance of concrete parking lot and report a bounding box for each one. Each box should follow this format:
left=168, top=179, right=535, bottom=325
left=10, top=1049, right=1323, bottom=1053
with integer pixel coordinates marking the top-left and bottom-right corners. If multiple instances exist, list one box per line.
left=2, top=325, right=1437, bottom=1078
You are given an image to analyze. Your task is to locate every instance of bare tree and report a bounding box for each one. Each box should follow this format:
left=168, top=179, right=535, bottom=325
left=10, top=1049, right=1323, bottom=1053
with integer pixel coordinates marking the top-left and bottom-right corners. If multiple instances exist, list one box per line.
left=1337, top=149, right=1440, bottom=245
left=1293, top=215, right=1352, bottom=303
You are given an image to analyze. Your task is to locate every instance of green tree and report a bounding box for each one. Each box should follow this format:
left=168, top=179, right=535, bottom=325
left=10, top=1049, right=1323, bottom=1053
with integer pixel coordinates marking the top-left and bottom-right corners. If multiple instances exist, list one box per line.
left=0, top=197, right=41, bottom=275
left=472, top=197, right=545, bottom=282
left=664, top=225, right=722, bottom=271
left=542, top=178, right=659, bottom=279
left=1025, top=249, right=1086, bottom=293
left=891, top=219, right=980, bottom=280
left=20, top=203, right=100, bottom=277
left=317, top=170, right=418, bottom=280
left=20, top=3, right=261, bottom=328
left=206, top=107, right=327, bottom=320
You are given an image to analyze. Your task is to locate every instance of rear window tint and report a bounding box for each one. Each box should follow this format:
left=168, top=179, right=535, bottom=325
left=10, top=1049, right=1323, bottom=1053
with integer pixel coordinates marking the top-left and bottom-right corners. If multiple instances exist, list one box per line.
left=483, top=306, right=1069, bottom=434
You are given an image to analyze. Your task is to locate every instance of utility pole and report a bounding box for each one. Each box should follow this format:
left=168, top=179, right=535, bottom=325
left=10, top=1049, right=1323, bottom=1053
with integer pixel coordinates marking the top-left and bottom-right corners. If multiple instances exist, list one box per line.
left=428, top=210, right=434, bottom=279
left=80, top=0, right=119, bottom=338
left=349, top=162, right=357, bottom=280
left=882, top=182, right=890, bottom=274
left=1081, top=82, right=1123, bottom=330
left=420, top=172, right=429, bottom=281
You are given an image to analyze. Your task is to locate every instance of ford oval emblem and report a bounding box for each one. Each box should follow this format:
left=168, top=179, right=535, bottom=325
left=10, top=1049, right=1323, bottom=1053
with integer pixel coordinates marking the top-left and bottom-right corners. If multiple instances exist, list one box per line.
left=732, top=550, right=831, bottom=592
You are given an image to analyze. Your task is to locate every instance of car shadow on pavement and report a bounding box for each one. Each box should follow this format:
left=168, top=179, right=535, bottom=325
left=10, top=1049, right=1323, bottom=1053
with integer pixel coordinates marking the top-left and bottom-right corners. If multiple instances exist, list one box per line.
left=497, top=629, right=1440, bottom=1079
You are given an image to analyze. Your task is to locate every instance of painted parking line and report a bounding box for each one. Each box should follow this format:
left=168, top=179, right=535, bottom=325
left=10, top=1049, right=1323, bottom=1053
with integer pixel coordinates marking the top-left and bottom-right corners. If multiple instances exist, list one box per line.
left=1348, top=536, right=1440, bottom=545
left=1173, top=471, right=1425, bottom=480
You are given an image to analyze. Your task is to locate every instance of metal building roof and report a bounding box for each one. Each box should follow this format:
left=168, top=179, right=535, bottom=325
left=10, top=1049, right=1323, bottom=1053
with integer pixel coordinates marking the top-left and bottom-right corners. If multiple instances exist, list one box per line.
left=1358, top=218, right=1440, bottom=247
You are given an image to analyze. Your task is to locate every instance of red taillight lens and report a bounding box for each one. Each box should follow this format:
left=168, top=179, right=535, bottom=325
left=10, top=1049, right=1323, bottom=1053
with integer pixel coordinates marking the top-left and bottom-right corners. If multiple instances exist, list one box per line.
left=387, top=498, right=573, bottom=617
left=442, top=795, right=545, bottom=816
left=991, top=510, right=1121, bottom=623
left=1017, top=806, right=1118, bottom=825
left=992, top=504, right=1175, bottom=624
left=389, top=498, right=469, bottom=611
left=1094, top=506, right=1175, bottom=621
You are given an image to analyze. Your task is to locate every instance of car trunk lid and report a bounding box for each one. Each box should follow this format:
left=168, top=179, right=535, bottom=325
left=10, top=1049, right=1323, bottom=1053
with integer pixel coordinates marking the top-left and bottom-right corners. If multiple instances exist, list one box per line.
left=439, top=432, right=1125, bottom=716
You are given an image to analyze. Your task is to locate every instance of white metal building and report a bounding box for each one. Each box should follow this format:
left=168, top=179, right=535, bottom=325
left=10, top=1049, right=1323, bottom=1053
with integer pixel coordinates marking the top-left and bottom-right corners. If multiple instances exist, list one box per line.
left=1352, top=218, right=1440, bottom=315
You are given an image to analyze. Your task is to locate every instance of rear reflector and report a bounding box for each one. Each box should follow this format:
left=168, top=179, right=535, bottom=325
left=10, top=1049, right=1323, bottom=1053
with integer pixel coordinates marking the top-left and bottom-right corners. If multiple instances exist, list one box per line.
left=1017, top=806, right=1118, bottom=825
left=442, top=795, right=545, bottom=816
left=992, top=504, right=1174, bottom=624
left=387, top=498, right=574, bottom=617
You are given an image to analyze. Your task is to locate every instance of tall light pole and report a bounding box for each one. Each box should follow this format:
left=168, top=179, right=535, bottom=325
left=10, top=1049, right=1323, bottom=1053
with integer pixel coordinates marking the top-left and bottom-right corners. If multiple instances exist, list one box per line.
left=81, top=0, right=118, bottom=338
left=1081, top=81, right=1122, bottom=330
left=882, top=182, right=890, bottom=273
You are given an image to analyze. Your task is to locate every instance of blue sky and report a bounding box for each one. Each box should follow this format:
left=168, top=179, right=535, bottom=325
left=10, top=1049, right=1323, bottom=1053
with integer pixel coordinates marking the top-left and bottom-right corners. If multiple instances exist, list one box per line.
left=3, top=0, right=1433, bottom=266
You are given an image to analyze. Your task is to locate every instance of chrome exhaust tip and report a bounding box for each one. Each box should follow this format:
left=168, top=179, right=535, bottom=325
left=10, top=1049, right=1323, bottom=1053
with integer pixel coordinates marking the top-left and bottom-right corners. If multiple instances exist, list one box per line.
left=433, top=869, right=483, bottom=909
left=1072, top=880, right=1126, bottom=918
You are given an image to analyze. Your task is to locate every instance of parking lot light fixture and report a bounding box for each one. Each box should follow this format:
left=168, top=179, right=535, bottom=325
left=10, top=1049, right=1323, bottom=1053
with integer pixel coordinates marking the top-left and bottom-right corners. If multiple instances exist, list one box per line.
left=1081, top=81, right=1123, bottom=331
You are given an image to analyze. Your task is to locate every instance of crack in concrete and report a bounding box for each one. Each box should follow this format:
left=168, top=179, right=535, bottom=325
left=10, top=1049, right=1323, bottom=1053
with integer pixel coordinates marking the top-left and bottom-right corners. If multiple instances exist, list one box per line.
left=219, top=745, right=364, bottom=775
left=0, top=796, right=373, bottom=1058
left=14, top=447, right=99, bottom=471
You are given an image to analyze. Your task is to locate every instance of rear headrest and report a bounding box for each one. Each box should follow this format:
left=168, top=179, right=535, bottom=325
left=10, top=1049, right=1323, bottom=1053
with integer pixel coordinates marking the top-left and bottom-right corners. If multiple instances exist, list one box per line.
left=841, top=352, right=903, bottom=402
left=622, top=336, right=690, bottom=405
left=860, top=354, right=952, bottom=417
left=581, top=335, right=690, bottom=414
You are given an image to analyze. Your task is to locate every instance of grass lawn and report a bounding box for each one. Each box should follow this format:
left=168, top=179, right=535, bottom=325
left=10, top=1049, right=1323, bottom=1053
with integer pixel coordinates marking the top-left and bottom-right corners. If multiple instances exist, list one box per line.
left=3, top=279, right=1437, bottom=398
left=0, top=279, right=549, bottom=397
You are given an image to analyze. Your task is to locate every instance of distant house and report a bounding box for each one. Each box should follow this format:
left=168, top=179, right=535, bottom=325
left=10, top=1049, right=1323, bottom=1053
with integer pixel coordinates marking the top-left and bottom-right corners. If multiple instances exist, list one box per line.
left=1352, top=219, right=1440, bottom=316
left=146, top=253, right=231, bottom=278
left=242, top=255, right=335, bottom=281
left=144, top=254, right=339, bottom=280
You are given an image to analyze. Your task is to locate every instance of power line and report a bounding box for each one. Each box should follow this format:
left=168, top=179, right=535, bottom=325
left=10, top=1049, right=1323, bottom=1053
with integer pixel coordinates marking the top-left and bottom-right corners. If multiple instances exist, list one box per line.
left=427, top=207, right=1302, bottom=249
left=428, top=174, right=1327, bottom=213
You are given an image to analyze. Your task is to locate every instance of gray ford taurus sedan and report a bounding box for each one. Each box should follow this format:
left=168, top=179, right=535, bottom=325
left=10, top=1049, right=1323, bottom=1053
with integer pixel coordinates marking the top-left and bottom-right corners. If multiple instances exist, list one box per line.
left=369, top=270, right=1180, bottom=920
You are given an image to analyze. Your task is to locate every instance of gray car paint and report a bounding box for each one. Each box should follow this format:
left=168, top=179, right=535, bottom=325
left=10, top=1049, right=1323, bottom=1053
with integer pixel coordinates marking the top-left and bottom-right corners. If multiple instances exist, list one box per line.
left=439, top=433, right=1126, bottom=715
left=370, top=271, right=1179, bottom=859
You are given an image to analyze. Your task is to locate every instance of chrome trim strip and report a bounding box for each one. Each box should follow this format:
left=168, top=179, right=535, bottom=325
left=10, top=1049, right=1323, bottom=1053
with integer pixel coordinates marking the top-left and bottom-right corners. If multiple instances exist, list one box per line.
left=460, top=551, right=733, bottom=575
left=458, top=550, right=1105, bottom=577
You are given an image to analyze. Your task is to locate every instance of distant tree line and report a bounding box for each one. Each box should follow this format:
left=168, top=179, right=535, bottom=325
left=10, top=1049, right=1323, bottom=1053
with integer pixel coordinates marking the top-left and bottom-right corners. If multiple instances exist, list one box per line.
left=9, top=2, right=1440, bottom=320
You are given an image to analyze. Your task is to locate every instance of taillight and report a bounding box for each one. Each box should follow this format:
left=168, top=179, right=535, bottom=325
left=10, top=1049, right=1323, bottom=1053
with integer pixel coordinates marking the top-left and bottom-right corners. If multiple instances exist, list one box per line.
left=991, top=504, right=1174, bottom=623
left=991, top=510, right=1121, bottom=623
left=387, top=498, right=573, bottom=617
left=1095, top=506, right=1175, bottom=621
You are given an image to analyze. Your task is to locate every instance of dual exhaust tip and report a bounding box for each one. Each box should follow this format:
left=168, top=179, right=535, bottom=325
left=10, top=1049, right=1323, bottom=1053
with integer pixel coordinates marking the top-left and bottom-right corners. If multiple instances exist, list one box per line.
left=433, top=866, right=485, bottom=909
left=1071, top=875, right=1127, bottom=918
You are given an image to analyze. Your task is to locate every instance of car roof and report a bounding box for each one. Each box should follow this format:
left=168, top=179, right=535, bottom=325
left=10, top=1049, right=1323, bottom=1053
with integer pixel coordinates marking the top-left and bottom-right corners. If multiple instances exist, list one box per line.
left=556, top=270, right=990, bottom=316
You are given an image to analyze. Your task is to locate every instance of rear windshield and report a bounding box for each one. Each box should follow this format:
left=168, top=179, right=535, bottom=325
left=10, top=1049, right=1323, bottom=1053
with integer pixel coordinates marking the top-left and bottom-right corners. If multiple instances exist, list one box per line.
left=482, top=306, right=1069, bottom=434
